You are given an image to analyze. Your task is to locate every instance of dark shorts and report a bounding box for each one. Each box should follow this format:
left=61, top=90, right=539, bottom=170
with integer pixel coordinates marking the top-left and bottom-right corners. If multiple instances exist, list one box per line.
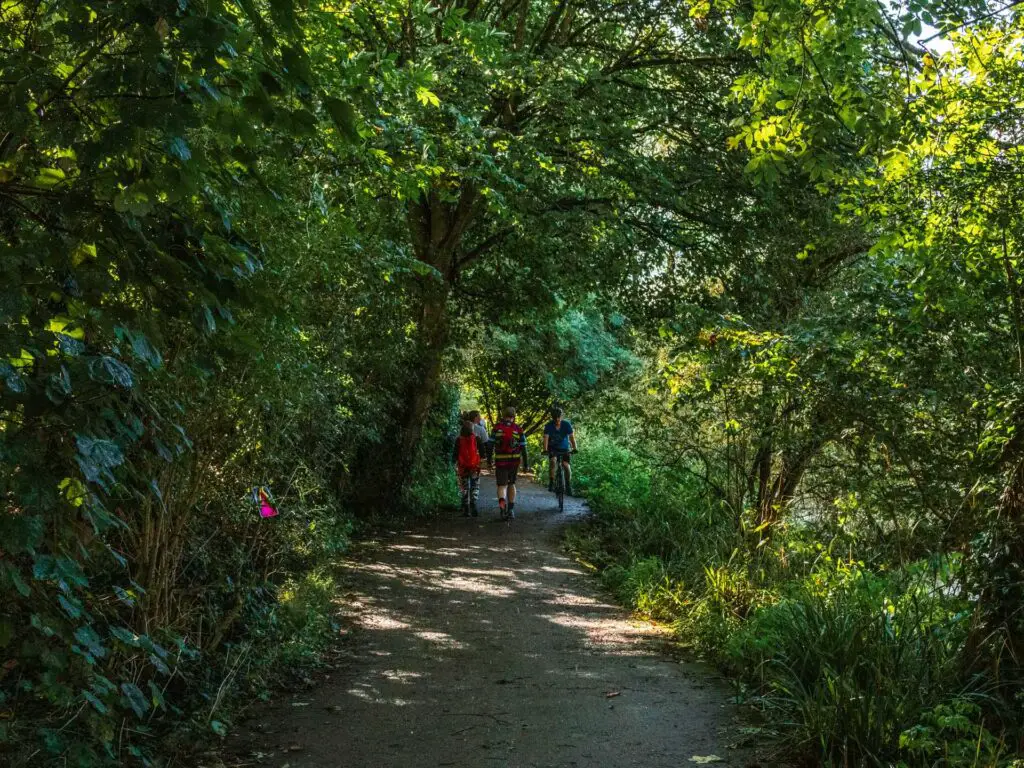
left=495, top=464, right=519, bottom=486
left=548, top=451, right=571, bottom=463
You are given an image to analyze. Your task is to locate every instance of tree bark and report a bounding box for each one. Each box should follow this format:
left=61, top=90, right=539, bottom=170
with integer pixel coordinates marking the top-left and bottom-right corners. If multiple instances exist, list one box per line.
left=383, top=183, right=481, bottom=493
left=398, top=280, right=451, bottom=462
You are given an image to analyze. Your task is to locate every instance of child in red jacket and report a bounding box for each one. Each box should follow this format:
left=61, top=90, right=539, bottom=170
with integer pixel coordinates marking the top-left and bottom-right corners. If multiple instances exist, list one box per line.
left=452, top=420, right=482, bottom=517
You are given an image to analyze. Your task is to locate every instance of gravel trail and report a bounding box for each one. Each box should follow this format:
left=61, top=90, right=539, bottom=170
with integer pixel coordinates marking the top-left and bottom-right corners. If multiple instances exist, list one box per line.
left=225, top=474, right=768, bottom=768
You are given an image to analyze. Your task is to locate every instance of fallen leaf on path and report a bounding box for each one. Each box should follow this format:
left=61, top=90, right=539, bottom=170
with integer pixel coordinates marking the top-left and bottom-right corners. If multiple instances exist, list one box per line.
left=289, top=701, right=310, bottom=707
left=689, top=756, right=724, bottom=764
left=605, top=691, right=621, bottom=698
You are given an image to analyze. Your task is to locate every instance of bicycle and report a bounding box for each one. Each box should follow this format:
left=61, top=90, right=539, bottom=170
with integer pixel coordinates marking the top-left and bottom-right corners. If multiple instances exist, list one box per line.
left=549, top=451, right=573, bottom=513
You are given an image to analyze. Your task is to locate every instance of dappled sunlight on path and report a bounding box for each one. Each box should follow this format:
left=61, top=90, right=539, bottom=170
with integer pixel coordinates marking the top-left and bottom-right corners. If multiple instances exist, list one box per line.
left=225, top=476, right=763, bottom=768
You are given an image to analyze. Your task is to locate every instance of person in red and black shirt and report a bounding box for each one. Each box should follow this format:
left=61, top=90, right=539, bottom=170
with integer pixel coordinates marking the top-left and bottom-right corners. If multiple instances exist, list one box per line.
left=452, top=420, right=483, bottom=517
left=490, top=406, right=529, bottom=520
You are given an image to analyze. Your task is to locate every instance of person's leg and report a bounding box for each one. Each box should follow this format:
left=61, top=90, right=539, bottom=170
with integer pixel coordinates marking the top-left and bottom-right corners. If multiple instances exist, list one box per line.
left=470, top=471, right=480, bottom=515
left=459, top=470, right=470, bottom=514
left=495, top=466, right=508, bottom=516
left=507, top=465, right=519, bottom=517
left=548, top=454, right=556, bottom=490
left=563, top=458, right=572, bottom=495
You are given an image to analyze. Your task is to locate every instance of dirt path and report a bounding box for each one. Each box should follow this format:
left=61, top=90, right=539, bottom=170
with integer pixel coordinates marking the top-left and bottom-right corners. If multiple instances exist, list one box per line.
left=225, top=474, right=766, bottom=768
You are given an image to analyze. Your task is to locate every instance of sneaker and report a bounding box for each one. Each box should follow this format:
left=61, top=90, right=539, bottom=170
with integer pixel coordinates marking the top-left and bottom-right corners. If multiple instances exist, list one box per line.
left=508, top=503, right=516, bottom=519
left=498, top=498, right=507, bottom=519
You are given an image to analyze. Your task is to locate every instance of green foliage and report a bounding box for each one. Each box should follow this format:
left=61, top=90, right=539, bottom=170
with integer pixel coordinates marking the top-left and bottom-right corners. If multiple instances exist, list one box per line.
left=466, top=309, right=637, bottom=435
left=565, top=426, right=1021, bottom=764
left=726, top=561, right=989, bottom=766
left=4, top=0, right=1024, bottom=763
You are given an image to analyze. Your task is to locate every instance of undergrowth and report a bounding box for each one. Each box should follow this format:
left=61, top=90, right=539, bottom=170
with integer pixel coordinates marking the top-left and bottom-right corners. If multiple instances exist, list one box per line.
left=564, top=437, right=1024, bottom=767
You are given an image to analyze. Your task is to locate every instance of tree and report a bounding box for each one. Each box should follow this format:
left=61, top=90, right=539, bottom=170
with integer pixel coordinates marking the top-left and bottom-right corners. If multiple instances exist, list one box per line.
left=302, top=0, right=746, bottom=485
left=466, top=306, right=636, bottom=434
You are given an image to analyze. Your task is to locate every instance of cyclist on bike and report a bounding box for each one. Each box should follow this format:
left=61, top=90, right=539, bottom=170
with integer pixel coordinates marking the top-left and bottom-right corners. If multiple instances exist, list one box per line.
left=543, top=406, right=577, bottom=497
left=490, top=406, right=528, bottom=520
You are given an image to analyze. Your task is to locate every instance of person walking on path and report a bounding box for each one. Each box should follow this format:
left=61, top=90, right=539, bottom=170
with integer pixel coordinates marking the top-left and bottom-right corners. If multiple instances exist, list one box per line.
left=452, top=420, right=482, bottom=517
left=490, top=406, right=528, bottom=519
left=469, top=410, right=492, bottom=469
left=543, top=406, right=577, bottom=496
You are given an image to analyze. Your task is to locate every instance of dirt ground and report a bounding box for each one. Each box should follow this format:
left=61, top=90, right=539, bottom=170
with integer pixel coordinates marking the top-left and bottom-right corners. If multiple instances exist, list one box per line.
left=222, top=473, right=772, bottom=768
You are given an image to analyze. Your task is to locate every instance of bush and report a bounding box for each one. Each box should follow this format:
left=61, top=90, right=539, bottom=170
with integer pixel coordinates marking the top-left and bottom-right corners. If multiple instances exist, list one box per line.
left=565, top=434, right=1018, bottom=766
left=726, top=559, right=994, bottom=765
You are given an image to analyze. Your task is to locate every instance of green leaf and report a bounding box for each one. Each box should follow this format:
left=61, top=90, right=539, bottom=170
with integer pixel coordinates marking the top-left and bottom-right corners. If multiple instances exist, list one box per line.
left=120, top=682, right=149, bottom=718
left=93, top=356, right=135, bottom=388
left=168, top=137, right=191, bottom=162
left=0, top=362, right=26, bottom=393
left=416, top=87, right=441, bottom=108
left=75, top=435, right=125, bottom=486
left=324, top=97, right=360, bottom=142
left=148, top=680, right=166, bottom=710
left=58, top=595, right=83, bottom=619
left=210, top=720, right=228, bottom=737
left=110, top=626, right=139, bottom=646
left=84, top=690, right=108, bottom=714
left=74, top=626, right=107, bottom=661
left=34, top=168, right=65, bottom=188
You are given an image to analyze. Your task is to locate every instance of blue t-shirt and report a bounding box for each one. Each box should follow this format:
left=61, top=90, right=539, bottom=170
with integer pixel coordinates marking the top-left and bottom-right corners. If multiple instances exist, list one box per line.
left=544, top=419, right=574, bottom=452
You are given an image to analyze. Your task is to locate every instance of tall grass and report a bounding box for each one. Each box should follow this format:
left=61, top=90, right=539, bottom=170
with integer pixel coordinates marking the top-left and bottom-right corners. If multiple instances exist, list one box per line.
left=565, top=439, right=1017, bottom=766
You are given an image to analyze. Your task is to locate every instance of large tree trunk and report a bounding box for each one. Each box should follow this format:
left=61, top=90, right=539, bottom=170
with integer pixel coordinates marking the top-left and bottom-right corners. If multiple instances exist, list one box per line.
left=377, top=184, right=480, bottom=495
left=397, top=280, right=451, bottom=463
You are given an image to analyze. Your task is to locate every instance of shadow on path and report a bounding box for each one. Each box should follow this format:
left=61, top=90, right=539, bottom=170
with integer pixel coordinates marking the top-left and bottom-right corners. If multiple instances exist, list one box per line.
left=225, top=475, right=766, bottom=768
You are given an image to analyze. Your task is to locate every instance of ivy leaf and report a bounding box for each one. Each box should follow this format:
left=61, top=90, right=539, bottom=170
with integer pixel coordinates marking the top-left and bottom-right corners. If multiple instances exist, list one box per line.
left=0, top=362, right=26, bottom=394
left=128, top=330, right=163, bottom=369
left=57, top=334, right=85, bottom=356
left=168, top=137, right=191, bottom=162
left=269, top=0, right=297, bottom=32
left=149, top=654, right=170, bottom=675
left=45, top=366, right=73, bottom=404
left=110, top=626, right=139, bottom=646
left=281, top=46, right=314, bottom=89
left=100, top=356, right=135, bottom=388
left=34, top=167, right=66, bottom=188
left=58, top=594, right=83, bottom=619
left=84, top=690, right=108, bottom=714
left=153, top=438, right=174, bottom=463
left=75, top=435, right=124, bottom=486
left=74, top=626, right=107, bottom=661
left=120, top=682, right=150, bottom=718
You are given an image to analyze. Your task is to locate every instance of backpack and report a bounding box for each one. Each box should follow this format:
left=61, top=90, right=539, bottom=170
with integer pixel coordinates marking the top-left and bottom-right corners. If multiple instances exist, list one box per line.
left=456, top=435, right=480, bottom=469
left=493, top=421, right=522, bottom=457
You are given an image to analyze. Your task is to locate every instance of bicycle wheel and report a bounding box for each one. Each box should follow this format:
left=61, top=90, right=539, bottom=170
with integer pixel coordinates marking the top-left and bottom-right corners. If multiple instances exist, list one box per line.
left=555, top=461, right=565, bottom=513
